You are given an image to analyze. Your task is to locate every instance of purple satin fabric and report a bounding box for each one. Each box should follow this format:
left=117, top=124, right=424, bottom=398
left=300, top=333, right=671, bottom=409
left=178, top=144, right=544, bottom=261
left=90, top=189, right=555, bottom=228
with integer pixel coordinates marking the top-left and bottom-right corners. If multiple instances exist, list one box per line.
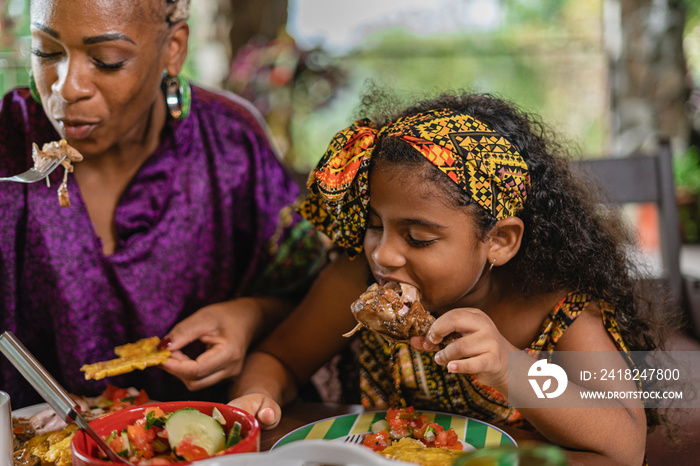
left=0, top=86, right=301, bottom=407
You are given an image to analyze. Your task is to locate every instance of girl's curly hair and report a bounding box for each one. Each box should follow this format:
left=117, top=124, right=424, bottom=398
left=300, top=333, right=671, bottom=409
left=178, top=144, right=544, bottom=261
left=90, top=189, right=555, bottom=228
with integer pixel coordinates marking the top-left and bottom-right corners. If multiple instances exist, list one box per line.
left=359, top=86, right=680, bottom=430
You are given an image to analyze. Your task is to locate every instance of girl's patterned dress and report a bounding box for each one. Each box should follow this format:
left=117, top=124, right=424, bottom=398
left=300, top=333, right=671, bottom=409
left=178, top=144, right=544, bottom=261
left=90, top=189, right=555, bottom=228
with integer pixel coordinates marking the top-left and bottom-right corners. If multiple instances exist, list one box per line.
left=357, top=291, right=631, bottom=429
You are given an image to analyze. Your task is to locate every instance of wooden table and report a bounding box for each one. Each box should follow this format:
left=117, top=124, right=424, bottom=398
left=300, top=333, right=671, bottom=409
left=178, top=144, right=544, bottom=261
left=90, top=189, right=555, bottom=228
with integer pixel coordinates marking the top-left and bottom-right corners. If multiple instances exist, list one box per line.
left=260, top=401, right=628, bottom=465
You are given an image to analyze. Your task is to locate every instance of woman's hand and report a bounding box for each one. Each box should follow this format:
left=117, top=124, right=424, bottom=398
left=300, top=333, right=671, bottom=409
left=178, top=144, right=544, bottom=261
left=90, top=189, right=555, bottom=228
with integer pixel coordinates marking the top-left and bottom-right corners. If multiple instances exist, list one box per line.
left=160, top=297, right=291, bottom=391
left=228, top=394, right=282, bottom=430
left=410, top=308, right=517, bottom=392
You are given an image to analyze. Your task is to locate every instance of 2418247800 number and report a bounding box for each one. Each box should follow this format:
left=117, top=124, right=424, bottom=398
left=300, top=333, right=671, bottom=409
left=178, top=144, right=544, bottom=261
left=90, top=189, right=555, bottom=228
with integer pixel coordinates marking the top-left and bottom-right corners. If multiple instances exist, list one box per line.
left=598, top=368, right=680, bottom=381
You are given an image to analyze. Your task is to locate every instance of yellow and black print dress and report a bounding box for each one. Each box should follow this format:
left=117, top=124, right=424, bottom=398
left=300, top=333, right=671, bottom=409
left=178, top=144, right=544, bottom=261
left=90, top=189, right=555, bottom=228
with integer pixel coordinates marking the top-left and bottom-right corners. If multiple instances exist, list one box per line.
left=358, top=291, right=631, bottom=429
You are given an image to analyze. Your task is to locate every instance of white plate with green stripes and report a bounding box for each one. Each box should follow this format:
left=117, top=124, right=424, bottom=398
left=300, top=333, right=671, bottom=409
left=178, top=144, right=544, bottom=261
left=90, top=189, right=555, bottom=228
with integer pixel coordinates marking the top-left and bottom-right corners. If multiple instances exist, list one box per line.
left=271, top=410, right=517, bottom=451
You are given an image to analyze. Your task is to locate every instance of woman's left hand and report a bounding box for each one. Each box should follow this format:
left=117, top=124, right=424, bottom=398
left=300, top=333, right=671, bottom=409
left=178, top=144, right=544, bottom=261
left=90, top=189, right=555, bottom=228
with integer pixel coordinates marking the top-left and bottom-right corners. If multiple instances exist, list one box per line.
left=410, top=308, right=517, bottom=392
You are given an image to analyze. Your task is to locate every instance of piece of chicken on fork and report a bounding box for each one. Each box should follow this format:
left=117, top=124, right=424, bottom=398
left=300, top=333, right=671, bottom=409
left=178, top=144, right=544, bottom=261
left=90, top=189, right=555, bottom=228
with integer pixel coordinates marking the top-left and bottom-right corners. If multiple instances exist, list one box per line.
left=32, top=139, right=83, bottom=207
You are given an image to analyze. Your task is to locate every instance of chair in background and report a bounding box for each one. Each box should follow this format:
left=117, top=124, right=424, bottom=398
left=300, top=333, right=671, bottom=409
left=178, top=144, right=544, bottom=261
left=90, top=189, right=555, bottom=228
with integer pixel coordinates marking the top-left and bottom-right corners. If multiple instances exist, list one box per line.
left=572, top=141, right=700, bottom=465
left=570, top=140, right=683, bottom=307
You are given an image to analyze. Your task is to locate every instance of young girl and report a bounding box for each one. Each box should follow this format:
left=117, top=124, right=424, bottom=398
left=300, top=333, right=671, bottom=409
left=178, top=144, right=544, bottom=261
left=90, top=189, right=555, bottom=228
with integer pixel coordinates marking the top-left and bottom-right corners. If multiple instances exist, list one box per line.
left=229, top=90, right=672, bottom=465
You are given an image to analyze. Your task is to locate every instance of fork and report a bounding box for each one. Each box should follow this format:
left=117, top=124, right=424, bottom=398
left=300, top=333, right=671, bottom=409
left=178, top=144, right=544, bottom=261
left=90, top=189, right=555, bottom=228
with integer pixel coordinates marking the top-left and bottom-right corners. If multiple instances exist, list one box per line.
left=343, top=433, right=368, bottom=444
left=0, top=155, right=66, bottom=183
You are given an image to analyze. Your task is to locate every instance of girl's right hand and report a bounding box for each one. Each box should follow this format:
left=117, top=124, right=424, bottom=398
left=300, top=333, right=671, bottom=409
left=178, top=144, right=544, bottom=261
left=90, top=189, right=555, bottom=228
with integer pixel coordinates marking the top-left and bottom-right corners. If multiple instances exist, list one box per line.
left=228, top=393, right=282, bottom=430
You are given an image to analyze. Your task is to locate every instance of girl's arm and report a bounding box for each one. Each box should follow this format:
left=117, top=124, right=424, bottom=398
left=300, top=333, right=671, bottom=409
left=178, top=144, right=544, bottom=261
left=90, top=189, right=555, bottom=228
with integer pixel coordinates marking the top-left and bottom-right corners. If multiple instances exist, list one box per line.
left=229, top=252, right=371, bottom=427
left=511, top=303, right=647, bottom=465
left=420, top=302, right=646, bottom=466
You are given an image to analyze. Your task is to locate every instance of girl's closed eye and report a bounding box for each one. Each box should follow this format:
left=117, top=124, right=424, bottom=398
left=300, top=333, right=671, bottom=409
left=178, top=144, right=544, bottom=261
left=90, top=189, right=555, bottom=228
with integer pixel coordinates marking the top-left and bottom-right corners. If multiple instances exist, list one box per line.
left=407, top=235, right=436, bottom=248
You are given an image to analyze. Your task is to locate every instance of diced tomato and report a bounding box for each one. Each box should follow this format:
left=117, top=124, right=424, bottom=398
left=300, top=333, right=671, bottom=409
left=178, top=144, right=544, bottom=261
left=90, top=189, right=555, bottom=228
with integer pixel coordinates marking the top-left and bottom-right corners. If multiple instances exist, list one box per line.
left=175, top=437, right=210, bottom=461
left=133, top=389, right=150, bottom=405
left=144, top=406, right=166, bottom=418
left=127, top=424, right=157, bottom=458
left=104, top=385, right=130, bottom=403
left=362, top=430, right=392, bottom=452
left=102, top=384, right=120, bottom=400
left=433, top=428, right=461, bottom=450
left=413, top=423, right=428, bottom=440
left=440, top=429, right=463, bottom=450
left=150, top=458, right=173, bottom=465
left=360, top=407, right=464, bottom=454
left=388, top=418, right=411, bottom=438
left=407, top=413, right=427, bottom=430
left=415, top=422, right=443, bottom=447
left=107, top=433, right=127, bottom=453
left=128, top=424, right=156, bottom=445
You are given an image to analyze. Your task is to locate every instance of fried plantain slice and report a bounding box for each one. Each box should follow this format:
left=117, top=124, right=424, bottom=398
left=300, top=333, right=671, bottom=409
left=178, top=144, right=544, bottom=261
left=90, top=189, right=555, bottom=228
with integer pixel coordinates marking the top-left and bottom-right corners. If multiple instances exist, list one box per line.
left=80, top=337, right=171, bottom=380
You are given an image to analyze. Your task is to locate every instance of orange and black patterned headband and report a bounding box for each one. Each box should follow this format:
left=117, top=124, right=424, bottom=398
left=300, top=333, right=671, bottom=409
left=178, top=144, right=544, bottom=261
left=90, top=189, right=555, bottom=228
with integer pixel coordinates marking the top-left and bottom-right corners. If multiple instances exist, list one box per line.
left=299, top=108, right=530, bottom=257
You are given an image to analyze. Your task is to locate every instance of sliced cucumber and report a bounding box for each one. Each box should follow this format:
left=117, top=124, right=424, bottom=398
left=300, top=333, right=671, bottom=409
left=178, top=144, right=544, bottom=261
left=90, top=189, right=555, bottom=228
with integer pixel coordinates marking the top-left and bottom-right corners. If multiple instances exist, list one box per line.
left=164, top=408, right=226, bottom=455
left=371, top=419, right=389, bottom=433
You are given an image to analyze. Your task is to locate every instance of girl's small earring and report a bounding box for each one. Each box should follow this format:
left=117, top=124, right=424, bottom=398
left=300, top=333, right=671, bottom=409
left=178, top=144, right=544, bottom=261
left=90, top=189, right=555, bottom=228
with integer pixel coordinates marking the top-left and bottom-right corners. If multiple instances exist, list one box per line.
left=488, top=258, right=496, bottom=272
left=28, top=71, right=42, bottom=104
left=162, top=73, right=191, bottom=120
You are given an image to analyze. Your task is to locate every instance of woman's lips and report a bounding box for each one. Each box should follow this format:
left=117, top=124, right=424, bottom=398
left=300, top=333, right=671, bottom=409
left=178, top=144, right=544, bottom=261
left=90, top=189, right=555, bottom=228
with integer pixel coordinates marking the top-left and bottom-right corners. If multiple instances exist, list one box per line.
left=58, top=120, right=98, bottom=140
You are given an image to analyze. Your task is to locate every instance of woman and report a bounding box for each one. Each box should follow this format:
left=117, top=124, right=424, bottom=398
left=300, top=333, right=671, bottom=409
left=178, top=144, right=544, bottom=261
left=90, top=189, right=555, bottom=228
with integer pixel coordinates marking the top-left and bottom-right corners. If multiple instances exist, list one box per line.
left=0, top=0, right=323, bottom=408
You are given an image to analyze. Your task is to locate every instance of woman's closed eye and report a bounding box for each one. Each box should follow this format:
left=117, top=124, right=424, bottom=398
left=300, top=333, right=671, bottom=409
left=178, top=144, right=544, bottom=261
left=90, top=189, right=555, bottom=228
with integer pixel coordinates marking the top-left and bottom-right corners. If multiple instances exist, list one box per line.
left=31, top=48, right=61, bottom=60
left=92, top=57, right=126, bottom=70
left=31, top=48, right=126, bottom=71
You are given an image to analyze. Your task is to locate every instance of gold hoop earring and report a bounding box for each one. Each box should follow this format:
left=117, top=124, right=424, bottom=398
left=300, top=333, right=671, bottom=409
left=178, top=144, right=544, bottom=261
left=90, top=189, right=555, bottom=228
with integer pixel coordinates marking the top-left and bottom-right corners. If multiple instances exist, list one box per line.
left=162, top=73, right=191, bottom=120
left=488, top=258, right=496, bottom=272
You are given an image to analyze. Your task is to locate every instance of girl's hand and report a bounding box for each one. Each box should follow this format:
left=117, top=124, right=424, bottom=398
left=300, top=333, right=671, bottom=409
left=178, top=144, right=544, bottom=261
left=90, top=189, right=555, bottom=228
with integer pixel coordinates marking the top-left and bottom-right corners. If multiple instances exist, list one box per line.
left=410, top=308, right=517, bottom=392
left=228, top=394, right=282, bottom=430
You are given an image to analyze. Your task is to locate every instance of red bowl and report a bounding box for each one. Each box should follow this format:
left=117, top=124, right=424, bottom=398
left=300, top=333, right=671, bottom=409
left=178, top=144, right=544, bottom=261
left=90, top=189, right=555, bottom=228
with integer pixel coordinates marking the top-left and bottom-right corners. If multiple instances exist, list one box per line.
left=71, top=401, right=260, bottom=465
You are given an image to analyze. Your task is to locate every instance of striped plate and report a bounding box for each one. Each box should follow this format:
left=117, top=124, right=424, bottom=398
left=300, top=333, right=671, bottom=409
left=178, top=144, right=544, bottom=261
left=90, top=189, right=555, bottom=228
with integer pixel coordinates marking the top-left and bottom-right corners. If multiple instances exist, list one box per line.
left=271, top=410, right=517, bottom=450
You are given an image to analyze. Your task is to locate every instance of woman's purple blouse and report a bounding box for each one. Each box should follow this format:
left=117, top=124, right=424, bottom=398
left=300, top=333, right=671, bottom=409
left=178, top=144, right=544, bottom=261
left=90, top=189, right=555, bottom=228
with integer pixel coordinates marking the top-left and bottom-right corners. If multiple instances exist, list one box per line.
left=0, top=87, right=308, bottom=407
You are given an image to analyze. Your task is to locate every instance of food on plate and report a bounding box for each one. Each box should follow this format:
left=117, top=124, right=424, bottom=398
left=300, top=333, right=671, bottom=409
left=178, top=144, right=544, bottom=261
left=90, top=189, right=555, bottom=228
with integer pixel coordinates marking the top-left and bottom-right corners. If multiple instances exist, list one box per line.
left=379, top=437, right=468, bottom=466
left=12, top=385, right=151, bottom=466
left=13, top=424, right=79, bottom=466
left=362, top=407, right=464, bottom=455
left=31, top=139, right=83, bottom=208
left=71, top=401, right=260, bottom=464
left=98, top=406, right=246, bottom=463
left=80, top=337, right=171, bottom=380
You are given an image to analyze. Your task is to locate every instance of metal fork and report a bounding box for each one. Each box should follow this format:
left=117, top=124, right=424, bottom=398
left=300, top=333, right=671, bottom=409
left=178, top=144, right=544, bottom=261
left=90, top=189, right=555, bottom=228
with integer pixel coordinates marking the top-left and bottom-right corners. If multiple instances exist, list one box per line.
left=343, top=433, right=368, bottom=444
left=0, top=155, right=66, bottom=183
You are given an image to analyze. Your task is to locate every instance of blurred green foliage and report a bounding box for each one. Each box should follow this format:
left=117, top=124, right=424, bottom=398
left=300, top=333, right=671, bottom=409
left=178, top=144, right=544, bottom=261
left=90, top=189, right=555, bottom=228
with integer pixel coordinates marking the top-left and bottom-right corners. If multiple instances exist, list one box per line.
left=290, top=0, right=608, bottom=172
left=675, top=146, right=700, bottom=242
left=675, top=146, right=700, bottom=196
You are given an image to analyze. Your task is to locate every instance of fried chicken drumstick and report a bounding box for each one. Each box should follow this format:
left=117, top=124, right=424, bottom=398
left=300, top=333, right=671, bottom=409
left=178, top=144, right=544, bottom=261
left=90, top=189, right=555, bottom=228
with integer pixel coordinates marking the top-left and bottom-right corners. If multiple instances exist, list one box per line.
left=343, top=281, right=436, bottom=344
